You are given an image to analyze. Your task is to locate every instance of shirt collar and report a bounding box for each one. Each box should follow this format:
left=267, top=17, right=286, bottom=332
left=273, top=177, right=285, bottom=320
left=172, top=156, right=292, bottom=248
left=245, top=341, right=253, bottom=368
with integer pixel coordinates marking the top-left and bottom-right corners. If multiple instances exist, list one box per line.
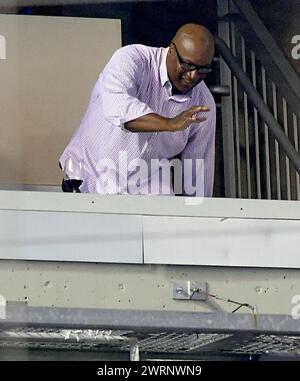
left=159, top=47, right=194, bottom=101
left=160, top=47, right=169, bottom=87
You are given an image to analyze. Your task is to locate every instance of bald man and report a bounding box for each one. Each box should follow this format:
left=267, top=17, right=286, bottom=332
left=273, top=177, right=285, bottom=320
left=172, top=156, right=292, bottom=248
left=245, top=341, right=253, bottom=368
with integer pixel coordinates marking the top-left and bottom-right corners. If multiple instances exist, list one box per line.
left=60, top=23, right=216, bottom=196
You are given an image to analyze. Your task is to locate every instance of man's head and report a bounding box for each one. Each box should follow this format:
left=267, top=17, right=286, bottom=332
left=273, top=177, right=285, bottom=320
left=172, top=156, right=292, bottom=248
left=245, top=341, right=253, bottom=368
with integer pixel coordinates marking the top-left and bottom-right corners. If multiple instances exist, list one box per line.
left=166, top=23, right=215, bottom=94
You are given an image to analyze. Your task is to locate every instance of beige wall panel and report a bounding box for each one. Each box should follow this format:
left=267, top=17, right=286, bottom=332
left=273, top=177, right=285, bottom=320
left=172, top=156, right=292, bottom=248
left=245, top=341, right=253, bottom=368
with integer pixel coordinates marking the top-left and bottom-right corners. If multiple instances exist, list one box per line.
left=0, top=14, right=121, bottom=185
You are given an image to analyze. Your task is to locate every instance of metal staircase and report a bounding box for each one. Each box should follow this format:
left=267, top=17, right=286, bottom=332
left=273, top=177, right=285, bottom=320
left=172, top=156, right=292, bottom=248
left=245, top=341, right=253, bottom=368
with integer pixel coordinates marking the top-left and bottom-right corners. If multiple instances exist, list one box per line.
left=217, top=0, right=300, bottom=200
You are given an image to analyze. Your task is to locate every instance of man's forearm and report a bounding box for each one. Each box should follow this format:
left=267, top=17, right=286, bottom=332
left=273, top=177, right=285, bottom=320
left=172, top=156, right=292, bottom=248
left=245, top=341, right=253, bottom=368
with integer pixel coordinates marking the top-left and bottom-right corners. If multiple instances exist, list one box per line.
left=124, top=105, right=209, bottom=133
left=124, top=113, right=170, bottom=132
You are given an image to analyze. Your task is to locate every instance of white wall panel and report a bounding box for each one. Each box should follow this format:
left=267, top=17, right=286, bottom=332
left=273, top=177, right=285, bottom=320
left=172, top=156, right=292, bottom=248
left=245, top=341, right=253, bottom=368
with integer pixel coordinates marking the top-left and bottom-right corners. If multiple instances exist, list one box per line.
left=143, top=216, right=300, bottom=268
left=0, top=210, right=142, bottom=263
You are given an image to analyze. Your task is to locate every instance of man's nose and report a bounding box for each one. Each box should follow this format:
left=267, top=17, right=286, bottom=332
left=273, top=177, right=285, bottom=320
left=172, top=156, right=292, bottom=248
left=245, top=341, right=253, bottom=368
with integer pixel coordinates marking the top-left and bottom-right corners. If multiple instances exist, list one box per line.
left=186, top=69, right=201, bottom=81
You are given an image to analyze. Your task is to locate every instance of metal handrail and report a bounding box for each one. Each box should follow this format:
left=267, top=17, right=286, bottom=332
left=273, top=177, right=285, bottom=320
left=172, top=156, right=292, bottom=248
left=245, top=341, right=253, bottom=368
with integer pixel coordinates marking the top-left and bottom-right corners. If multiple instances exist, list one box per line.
left=215, top=36, right=300, bottom=175
left=232, top=0, right=300, bottom=119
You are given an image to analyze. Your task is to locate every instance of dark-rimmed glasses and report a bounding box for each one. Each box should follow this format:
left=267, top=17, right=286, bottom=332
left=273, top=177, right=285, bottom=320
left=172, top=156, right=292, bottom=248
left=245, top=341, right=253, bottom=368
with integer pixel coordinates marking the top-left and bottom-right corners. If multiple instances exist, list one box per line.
left=171, top=42, right=213, bottom=75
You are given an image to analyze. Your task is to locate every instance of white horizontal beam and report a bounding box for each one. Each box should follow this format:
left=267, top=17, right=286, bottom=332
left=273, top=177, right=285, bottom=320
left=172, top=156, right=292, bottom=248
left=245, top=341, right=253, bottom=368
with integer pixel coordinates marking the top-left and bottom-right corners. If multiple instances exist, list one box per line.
left=0, top=190, right=300, bottom=220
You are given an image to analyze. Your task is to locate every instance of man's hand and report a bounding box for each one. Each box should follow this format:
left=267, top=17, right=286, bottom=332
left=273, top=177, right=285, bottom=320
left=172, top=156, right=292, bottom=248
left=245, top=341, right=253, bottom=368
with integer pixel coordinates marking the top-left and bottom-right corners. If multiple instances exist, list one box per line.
left=166, top=106, right=210, bottom=132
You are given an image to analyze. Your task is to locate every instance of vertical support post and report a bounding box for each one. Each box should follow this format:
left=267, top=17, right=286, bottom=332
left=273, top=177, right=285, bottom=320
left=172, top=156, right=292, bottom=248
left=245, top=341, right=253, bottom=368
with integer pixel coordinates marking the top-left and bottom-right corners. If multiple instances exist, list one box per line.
left=130, top=341, right=140, bottom=361
left=293, top=114, right=300, bottom=200
left=217, top=0, right=236, bottom=198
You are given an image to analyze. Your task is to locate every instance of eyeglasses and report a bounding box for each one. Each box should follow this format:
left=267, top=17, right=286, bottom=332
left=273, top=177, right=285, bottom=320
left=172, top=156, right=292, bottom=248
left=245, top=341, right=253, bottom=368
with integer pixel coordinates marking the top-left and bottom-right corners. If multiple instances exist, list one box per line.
left=171, top=42, right=213, bottom=75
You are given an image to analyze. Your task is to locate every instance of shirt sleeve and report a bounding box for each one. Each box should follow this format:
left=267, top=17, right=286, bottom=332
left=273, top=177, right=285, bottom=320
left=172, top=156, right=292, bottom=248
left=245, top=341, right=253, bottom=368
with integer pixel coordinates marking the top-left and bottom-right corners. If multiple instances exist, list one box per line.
left=180, top=97, right=216, bottom=197
left=99, top=45, right=155, bottom=128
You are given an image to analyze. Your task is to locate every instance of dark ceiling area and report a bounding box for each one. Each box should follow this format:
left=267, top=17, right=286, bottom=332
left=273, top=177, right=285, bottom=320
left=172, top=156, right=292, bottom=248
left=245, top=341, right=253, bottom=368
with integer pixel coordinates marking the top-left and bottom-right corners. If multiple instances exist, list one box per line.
left=19, top=0, right=218, bottom=46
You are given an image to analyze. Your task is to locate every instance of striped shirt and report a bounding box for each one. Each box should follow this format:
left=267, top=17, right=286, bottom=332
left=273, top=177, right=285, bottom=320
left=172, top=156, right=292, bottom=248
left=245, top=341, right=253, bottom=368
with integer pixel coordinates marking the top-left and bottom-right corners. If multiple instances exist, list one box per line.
left=60, top=44, right=216, bottom=196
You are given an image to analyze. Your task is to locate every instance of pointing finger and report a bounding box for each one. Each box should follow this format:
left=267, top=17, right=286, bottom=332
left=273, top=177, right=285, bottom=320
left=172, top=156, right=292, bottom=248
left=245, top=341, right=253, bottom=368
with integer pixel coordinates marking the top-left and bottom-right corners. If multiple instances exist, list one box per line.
left=190, top=106, right=210, bottom=113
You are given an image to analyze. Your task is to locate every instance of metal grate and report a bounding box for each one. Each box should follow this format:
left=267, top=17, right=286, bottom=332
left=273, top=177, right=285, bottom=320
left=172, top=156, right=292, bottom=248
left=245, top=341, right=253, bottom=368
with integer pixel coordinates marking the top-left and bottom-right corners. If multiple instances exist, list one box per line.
left=121, top=332, right=232, bottom=353
left=1, top=328, right=300, bottom=356
left=223, top=334, right=300, bottom=355
left=0, top=328, right=230, bottom=353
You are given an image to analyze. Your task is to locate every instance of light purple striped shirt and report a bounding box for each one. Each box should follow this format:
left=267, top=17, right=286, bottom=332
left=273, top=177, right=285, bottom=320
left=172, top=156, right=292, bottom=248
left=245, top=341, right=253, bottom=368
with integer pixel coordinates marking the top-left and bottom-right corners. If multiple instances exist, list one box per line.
left=60, top=44, right=216, bottom=196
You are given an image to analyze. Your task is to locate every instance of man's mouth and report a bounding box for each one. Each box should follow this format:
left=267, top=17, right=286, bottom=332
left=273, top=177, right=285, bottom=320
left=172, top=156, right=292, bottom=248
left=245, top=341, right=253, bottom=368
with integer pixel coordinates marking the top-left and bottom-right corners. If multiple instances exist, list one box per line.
left=182, top=78, right=194, bottom=86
